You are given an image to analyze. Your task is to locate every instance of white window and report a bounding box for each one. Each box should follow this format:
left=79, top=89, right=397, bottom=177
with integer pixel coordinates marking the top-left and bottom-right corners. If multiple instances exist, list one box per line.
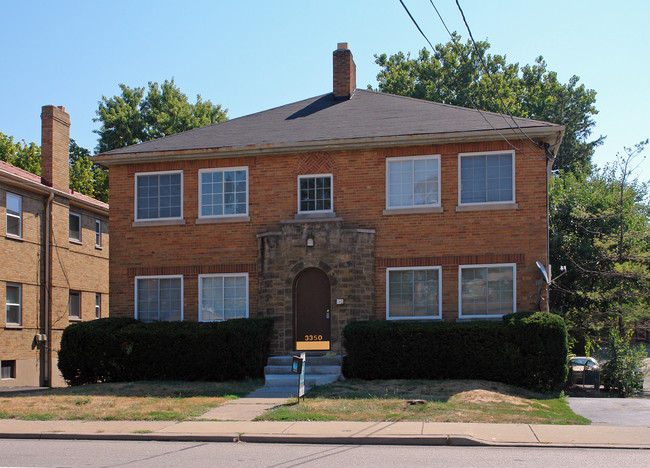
left=386, top=156, right=440, bottom=208
left=1, top=360, right=16, bottom=379
left=135, top=171, right=183, bottom=221
left=459, top=151, right=515, bottom=205
left=69, top=212, right=81, bottom=242
left=6, top=193, right=22, bottom=237
left=199, top=167, right=248, bottom=218
left=95, top=293, right=101, bottom=319
left=386, top=267, right=442, bottom=320
left=95, top=219, right=102, bottom=247
left=459, top=264, right=516, bottom=318
left=199, top=273, right=249, bottom=321
left=6, top=283, right=21, bottom=326
left=135, top=276, right=183, bottom=322
left=298, top=174, right=332, bottom=213
left=69, top=291, right=81, bottom=319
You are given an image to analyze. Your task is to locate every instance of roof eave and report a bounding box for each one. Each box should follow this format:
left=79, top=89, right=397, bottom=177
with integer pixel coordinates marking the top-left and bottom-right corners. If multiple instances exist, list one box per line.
left=0, top=171, right=109, bottom=215
left=92, top=125, right=565, bottom=166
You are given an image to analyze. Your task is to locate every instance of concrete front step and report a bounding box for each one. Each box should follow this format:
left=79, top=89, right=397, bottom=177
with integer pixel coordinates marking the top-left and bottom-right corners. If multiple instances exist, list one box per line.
left=264, top=373, right=340, bottom=387
left=266, top=355, right=342, bottom=366
left=264, top=365, right=341, bottom=375
left=262, top=354, right=343, bottom=389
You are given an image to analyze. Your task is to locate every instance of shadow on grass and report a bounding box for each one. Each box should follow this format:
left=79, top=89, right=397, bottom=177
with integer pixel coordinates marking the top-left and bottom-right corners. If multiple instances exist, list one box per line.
left=0, top=379, right=263, bottom=399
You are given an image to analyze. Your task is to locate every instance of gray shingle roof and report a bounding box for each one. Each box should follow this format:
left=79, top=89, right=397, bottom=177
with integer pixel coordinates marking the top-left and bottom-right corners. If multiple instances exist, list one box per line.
left=98, top=89, right=560, bottom=158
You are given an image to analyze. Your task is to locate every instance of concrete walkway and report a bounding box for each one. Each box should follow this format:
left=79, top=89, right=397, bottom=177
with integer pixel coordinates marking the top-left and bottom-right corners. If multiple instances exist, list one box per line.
left=195, top=397, right=287, bottom=421
left=1, top=419, right=649, bottom=448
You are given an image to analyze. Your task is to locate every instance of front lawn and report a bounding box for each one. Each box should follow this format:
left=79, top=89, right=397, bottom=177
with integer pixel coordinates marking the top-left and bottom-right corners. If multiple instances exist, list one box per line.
left=0, top=380, right=262, bottom=421
left=257, top=379, right=589, bottom=425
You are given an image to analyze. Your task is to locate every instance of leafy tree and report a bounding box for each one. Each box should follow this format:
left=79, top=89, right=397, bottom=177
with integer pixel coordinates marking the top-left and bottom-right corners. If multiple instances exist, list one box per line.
left=69, top=139, right=109, bottom=203
left=0, top=133, right=108, bottom=203
left=601, top=328, right=647, bottom=397
left=94, top=78, right=228, bottom=153
left=0, top=132, right=41, bottom=175
left=373, top=34, right=601, bottom=173
left=550, top=141, right=650, bottom=348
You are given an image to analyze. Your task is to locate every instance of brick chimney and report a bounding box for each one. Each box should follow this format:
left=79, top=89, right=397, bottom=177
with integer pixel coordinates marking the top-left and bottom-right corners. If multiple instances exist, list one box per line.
left=41, top=105, right=70, bottom=191
left=333, top=42, right=356, bottom=99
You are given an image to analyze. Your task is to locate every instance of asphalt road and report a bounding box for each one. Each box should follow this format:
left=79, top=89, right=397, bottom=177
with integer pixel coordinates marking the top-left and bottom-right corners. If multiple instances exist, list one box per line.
left=0, top=440, right=648, bottom=467
left=567, top=396, right=650, bottom=426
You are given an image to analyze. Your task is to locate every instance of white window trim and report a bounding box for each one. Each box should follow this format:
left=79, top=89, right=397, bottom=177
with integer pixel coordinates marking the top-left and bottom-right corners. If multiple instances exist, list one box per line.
left=69, top=290, right=81, bottom=320
left=297, top=173, right=334, bottom=214
left=385, top=155, right=441, bottom=210
left=198, top=167, right=249, bottom=219
left=69, top=212, right=82, bottom=242
left=457, top=150, right=516, bottom=206
left=198, top=273, right=249, bottom=322
left=95, top=293, right=101, bottom=319
left=6, top=283, right=22, bottom=326
left=386, top=266, right=443, bottom=320
left=134, top=170, right=184, bottom=222
left=6, top=193, right=22, bottom=238
left=95, top=219, right=102, bottom=247
left=134, top=275, right=184, bottom=321
left=458, top=263, right=517, bottom=319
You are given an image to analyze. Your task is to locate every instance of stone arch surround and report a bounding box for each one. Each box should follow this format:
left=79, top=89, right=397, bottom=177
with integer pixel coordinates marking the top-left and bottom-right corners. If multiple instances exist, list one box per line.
left=257, top=219, right=375, bottom=354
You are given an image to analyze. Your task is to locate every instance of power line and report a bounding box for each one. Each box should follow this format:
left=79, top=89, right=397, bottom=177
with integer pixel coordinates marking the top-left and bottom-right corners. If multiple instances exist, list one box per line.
left=454, top=0, right=543, bottom=153
left=397, top=0, right=545, bottom=161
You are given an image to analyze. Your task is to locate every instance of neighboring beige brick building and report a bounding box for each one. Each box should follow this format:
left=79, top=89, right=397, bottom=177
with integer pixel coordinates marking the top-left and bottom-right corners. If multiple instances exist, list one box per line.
left=0, top=105, right=108, bottom=388
left=95, top=44, right=563, bottom=356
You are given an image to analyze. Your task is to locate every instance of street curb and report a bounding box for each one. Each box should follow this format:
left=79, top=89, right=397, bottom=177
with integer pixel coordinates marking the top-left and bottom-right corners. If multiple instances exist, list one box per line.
left=0, top=432, right=648, bottom=449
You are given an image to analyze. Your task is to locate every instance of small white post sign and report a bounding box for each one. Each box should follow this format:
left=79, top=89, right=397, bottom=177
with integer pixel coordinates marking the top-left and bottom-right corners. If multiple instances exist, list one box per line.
left=291, top=352, right=306, bottom=401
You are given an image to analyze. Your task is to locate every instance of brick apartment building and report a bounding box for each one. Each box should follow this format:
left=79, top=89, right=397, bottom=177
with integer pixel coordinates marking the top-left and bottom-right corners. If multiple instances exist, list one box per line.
left=1, top=105, right=108, bottom=387
left=95, top=44, right=564, bottom=356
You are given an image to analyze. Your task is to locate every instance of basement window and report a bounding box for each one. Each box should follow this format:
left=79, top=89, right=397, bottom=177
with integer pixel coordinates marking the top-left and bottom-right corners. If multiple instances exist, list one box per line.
left=1, top=360, right=16, bottom=380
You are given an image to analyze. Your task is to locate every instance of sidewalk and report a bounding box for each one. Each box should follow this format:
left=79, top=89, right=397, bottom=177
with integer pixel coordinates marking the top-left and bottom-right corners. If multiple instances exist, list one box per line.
left=1, top=419, right=649, bottom=449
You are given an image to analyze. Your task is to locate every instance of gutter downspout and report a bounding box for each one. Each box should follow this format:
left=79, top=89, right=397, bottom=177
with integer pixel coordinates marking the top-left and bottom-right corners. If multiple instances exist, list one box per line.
left=43, top=191, right=53, bottom=387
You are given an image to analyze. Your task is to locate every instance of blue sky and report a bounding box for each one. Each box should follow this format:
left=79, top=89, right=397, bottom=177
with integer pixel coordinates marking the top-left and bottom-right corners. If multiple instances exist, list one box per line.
left=1, top=0, right=648, bottom=178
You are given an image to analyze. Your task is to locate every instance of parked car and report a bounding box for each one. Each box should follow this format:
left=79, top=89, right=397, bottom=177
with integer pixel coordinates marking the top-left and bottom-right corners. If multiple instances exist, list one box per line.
left=568, top=356, right=601, bottom=389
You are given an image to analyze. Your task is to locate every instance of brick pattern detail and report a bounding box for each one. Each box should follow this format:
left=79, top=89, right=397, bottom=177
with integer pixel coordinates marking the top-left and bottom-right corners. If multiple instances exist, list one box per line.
left=40, top=106, right=70, bottom=191
left=295, top=152, right=336, bottom=178
left=128, top=263, right=256, bottom=277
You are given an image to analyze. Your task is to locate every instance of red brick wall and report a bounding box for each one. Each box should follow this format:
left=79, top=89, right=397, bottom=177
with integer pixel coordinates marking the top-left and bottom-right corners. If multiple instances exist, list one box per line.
left=109, top=139, right=548, bottom=322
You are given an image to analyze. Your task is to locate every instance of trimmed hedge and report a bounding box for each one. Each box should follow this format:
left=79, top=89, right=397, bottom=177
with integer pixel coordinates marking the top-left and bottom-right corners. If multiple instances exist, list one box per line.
left=58, top=318, right=274, bottom=385
left=342, top=312, right=568, bottom=390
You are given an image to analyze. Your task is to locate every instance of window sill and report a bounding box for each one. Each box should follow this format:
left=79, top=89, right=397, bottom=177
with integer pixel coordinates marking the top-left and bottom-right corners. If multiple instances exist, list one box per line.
left=5, top=234, right=23, bottom=242
left=195, top=216, right=250, bottom=224
left=457, top=315, right=504, bottom=321
left=455, top=202, right=518, bottom=212
left=387, top=317, right=443, bottom=321
left=4, top=324, right=23, bottom=329
left=69, top=239, right=82, bottom=245
left=95, top=245, right=103, bottom=250
left=383, top=206, right=443, bottom=215
left=69, top=317, right=82, bottom=322
left=132, top=219, right=186, bottom=227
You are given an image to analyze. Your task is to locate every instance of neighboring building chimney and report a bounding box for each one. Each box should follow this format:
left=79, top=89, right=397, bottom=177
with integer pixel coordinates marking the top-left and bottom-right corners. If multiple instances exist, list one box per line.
left=41, top=105, right=70, bottom=191
left=333, top=42, right=356, bottom=99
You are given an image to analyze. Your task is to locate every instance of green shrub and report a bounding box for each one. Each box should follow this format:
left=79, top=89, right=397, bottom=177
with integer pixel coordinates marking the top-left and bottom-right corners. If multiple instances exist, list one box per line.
left=601, top=329, right=647, bottom=397
left=58, top=318, right=273, bottom=385
left=343, top=312, right=568, bottom=391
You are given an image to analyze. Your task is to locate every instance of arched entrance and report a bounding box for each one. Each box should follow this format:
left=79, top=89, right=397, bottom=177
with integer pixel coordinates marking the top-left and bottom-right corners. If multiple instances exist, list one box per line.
left=294, top=268, right=331, bottom=351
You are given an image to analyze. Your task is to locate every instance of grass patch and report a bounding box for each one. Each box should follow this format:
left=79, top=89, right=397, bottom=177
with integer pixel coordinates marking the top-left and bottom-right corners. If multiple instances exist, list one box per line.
left=257, top=379, right=589, bottom=425
left=0, top=379, right=262, bottom=421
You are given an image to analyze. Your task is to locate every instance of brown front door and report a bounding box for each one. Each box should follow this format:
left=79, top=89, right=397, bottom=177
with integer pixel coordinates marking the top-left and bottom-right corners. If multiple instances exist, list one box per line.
left=294, top=268, right=331, bottom=351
